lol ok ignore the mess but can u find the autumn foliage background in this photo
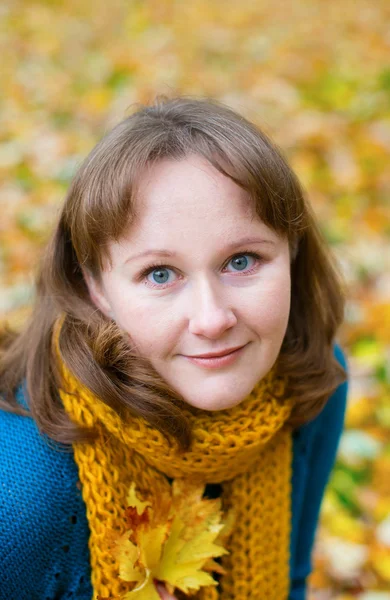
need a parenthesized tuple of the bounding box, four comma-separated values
(0, 1, 389, 598)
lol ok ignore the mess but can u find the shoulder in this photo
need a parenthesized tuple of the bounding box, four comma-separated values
(0, 384, 80, 513)
(289, 343, 349, 594)
(0, 384, 92, 599)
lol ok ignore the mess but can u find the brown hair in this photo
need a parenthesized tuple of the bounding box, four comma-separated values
(0, 96, 347, 449)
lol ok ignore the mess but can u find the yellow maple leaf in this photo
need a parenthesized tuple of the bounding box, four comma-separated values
(115, 480, 233, 599)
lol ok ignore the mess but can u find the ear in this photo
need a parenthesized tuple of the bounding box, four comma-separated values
(83, 269, 113, 318)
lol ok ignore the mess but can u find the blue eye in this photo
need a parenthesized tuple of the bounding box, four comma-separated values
(228, 254, 250, 271)
(225, 253, 259, 273)
(147, 267, 172, 285)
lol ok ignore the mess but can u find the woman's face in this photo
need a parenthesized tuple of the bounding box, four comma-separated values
(86, 155, 291, 411)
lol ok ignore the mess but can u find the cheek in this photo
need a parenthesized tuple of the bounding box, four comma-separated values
(111, 297, 177, 358)
(246, 277, 291, 334)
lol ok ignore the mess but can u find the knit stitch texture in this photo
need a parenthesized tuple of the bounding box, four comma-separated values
(57, 343, 295, 600)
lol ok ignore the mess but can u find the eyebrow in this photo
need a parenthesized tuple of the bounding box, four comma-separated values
(124, 237, 276, 264)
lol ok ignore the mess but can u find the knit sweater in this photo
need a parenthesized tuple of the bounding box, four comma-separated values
(0, 345, 348, 600)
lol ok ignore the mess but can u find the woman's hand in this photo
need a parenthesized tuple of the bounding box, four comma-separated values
(154, 580, 178, 600)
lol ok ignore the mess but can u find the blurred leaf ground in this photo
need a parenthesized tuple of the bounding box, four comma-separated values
(0, 0, 389, 597)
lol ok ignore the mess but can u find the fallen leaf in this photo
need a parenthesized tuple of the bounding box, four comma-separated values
(113, 480, 232, 599)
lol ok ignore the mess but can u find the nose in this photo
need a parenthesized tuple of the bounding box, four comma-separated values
(188, 276, 237, 339)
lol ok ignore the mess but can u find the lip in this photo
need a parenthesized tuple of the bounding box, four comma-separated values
(188, 345, 246, 359)
(182, 344, 247, 369)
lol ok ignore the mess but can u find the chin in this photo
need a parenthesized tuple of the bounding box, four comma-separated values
(163, 365, 267, 412)
(182, 386, 253, 412)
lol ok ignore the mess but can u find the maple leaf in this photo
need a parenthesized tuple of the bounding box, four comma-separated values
(115, 480, 233, 599)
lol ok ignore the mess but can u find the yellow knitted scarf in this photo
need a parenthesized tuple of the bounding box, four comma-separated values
(56, 336, 295, 600)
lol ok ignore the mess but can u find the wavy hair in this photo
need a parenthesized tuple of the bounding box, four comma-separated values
(0, 97, 347, 449)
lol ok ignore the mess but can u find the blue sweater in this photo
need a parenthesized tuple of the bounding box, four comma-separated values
(0, 346, 348, 600)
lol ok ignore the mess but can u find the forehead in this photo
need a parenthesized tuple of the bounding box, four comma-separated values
(133, 155, 257, 228)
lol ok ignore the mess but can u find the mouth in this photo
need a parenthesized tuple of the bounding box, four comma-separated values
(181, 344, 248, 369)
(187, 345, 246, 359)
